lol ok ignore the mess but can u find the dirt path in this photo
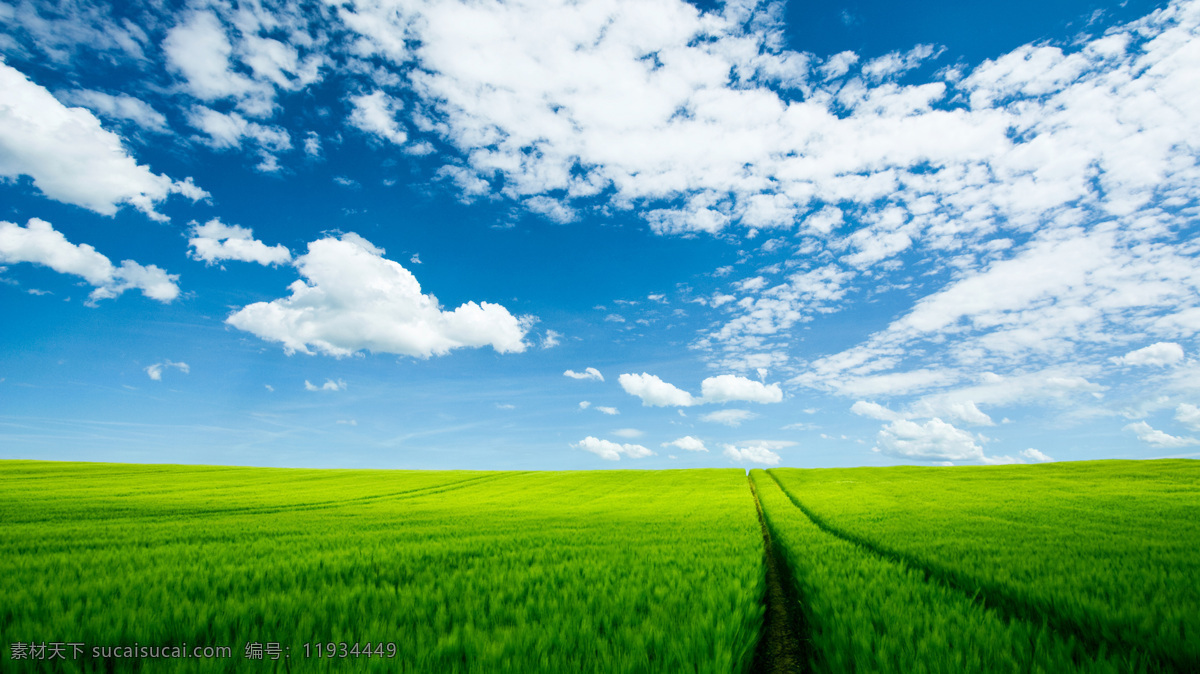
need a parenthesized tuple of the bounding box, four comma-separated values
(748, 476, 810, 674)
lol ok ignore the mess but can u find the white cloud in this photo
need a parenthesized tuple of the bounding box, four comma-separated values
(329, 0, 1200, 244)
(824, 369, 960, 398)
(572, 436, 654, 461)
(611, 428, 643, 439)
(1176, 403, 1200, 431)
(0, 0, 150, 65)
(226, 233, 533, 358)
(700, 409, 758, 427)
(862, 44, 940, 81)
(699, 374, 783, 404)
(662, 436, 708, 453)
(348, 90, 407, 145)
(0, 218, 179, 303)
(326, 0, 1200, 410)
(874, 418, 986, 462)
(722, 441, 793, 465)
(619, 372, 784, 407)
(850, 401, 903, 421)
(305, 379, 346, 392)
(186, 106, 291, 171)
(1113, 342, 1185, 367)
(0, 61, 204, 220)
(163, 10, 274, 115)
(146, 360, 189, 381)
(1124, 421, 1198, 448)
(796, 219, 1199, 405)
(56, 89, 169, 133)
(542, 329, 562, 348)
(595, 406, 619, 416)
(618, 372, 696, 407)
(304, 131, 322, 157)
(909, 399, 995, 427)
(1021, 448, 1055, 462)
(188, 219, 291, 266)
(564, 367, 604, 382)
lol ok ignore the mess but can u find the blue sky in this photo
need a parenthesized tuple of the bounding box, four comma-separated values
(2, 0, 1199, 470)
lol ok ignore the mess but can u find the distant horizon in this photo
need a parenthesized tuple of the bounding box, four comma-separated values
(3, 0, 1199, 471)
(4, 456, 1194, 474)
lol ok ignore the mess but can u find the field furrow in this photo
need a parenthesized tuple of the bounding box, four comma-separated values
(747, 476, 809, 674)
(768, 461, 1200, 672)
(751, 469, 1158, 674)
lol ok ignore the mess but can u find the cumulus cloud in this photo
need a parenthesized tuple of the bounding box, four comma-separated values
(0, 61, 204, 220)
(348, 91, 407, 145)
(919, 400, 995, 427)
(850, 400, 904, 421)
(164, 10, 266, 104)
(722, 441, 793, 465)
(161, 7, 323, 118)
(700, 409, 758, 427)
(1124, 421, 1198, 447)
(1176, 403, 1200, 431)
(564, 367, 604, 382)
(662, 436, 708, 453)
(188, 219, 291, 266)
(573, 436, 654, 461)
(618, 373, 697, 407)
(186, 106, 292, 171)
(146, 360, 189, 381)
(874, 418, 986, 462)
(1021, 448, 1055, 462)
(619, 372, 784, 406)
(0, 219, 179, 303)
(700, 374, 783, 404)
(305, 379, 346, 392)
(1113, 342, 1185, 367)
(226, 233, 533, 358)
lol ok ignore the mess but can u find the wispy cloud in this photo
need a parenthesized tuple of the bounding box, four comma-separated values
(564, 367, 604, 382)
(304, 379, 346, 392)
(146, 360, 190, 381)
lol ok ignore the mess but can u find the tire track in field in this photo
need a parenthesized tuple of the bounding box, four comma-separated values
(764, 471, 1182, 674)
(748, 476, 810, 674)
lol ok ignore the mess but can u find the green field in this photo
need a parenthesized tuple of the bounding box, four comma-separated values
(1, 459, 1197, 672)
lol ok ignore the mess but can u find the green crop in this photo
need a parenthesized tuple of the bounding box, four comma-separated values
(4, 458, 1195, 673)
(0, 462, 764, 673)
(751, 469, 1156, 673)
(768, 460, 1200, 671)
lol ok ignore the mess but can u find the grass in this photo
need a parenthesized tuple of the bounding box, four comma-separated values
(751, 469, 1156, 674)
(768, 460, 1200, 671)
(0, 461, 764, 673)
(2, 458, 1197, 672)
